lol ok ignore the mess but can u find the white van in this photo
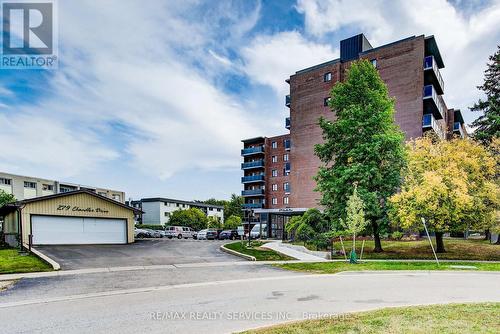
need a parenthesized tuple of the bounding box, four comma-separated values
(165, 226, 195, 239)
(250, 223, 267, 239)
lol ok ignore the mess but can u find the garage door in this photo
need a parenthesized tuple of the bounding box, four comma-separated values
(32, 216, 127, 245)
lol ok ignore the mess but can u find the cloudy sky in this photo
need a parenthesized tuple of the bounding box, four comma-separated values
(1, 0, 499, 201)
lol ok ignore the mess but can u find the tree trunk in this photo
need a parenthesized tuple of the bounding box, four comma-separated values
(484, 229, 490, 241)
(435, 232, 446, 253)
(372, 221, 383, 252)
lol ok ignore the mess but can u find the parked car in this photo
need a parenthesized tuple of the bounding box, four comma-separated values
(197, 229, 208, 240)
(206, 229, 218, 240)
(249, 223, 267, 239)
(197, 229, 218, 240)
(218, 230, 239, 240)
(134, 228, 150, 238)
(165, 226, 195, 239)
(143, 228, 163, 238)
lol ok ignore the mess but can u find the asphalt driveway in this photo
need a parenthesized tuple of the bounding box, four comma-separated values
(35, 239, 241, 270)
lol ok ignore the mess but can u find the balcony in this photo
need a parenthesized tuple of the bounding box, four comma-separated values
(241, 160, 265, 170)
(242, 189, 265, 197)
(453, 122, 465, 138)
(285, 117, 291, 130)
(284, 162, 290, 172)
(422, 113, 445, 139)
(423, 85, 445, 120)
(241, 146, 264, 156)
(285, 95, 291, 108)
(284, 139, 291, 151)
(424, 56, 444, 95)
(241, 174, 265, 183)
(243, 202, 264, 209)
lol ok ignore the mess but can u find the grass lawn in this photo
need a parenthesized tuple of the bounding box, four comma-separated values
(225, 241, 294, 261)
(0, 248, 52, 274)
(303, 238, 500, 261)
(275, 261, 500, 274)
(240, 303, 500, 334)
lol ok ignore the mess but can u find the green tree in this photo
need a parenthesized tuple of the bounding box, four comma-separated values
(203, 194, 243, 221)
(224, 215, 242, 230)
(389, 137, 499, 252)
(207, 215, 222, 229)
(0, 190, 15, 207)
(285, 208, 329, 242)
(169, 208, 208, 231)
(470, 45, 499, 146)
(340, 185, 368, 262)
(315, 59, 406, 252)
(224, 194, 244, 220)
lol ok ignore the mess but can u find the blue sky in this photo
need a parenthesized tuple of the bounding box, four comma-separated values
(1, 0, 499, 202)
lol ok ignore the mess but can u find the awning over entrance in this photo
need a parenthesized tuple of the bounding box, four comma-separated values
(253, 207, 309, 216)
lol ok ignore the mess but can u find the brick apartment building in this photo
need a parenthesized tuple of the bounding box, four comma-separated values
(241, 33, 466, 237)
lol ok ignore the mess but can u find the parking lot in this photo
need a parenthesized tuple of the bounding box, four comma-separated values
(35, 238, 242, 270)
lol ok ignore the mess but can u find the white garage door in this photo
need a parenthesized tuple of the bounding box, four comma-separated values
(32, 216, 127, 245)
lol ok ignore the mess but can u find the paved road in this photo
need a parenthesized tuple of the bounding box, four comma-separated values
(35, 239, 239, 269)
(1, 271, 498, 334)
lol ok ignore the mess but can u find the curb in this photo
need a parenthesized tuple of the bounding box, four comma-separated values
(30, 247, 61, 271)
(220, 244, 256, 261)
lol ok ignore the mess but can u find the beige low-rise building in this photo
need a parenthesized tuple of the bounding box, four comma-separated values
(0, 189, 140, 248)
(0, 171, 125, 203)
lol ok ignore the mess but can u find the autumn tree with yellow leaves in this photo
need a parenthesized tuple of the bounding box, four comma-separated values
(389, 136, 499, 252)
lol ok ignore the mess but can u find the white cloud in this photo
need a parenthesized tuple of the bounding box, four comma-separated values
(241, 31, 339, 97)
(295, 0, 500, 124)
(0, 0, 262, 185)
(0, 113, 117, 178)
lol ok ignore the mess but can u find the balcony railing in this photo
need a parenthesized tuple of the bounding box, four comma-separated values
(241, 174, 265, 183)
(424, 56, 444, 95)
(453, 122, 465, 138)
(422, 113, 445, 139)
(241, 160, 265, 169)
(423, 85, 445, 120)
(285, 117, 291, 130)
(243, 202, 264, 209)
(285, 95, 291, 108)
(241, 189, 265, 196)
(241, 146, 264, 156)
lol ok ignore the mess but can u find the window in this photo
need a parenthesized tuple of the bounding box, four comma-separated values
(284, 139, 291, 150)
(283, 154, 289, 162)
(272, 169, 278, 177)
(370, 59, 377, 68)
(0, 178, 11, 185)
(324, 97, 331, 107)
(98, 191, 107, 197)
(112, 194, 121, 201)
(272, 184, 278, 191)
(272, 198, 278, 205)
(283, 197, 289, 205)
(324, 72, 332, 82)
(271, 141, 277, 149)
(24, 181, 36, 189)
(272, 155, 277, 163)
(283, 182, 290, 193)
(217, 208, 221, 212)
(164, 212, 170, 217)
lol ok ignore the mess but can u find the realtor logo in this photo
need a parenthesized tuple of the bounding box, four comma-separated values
(1, 0, 58, 69)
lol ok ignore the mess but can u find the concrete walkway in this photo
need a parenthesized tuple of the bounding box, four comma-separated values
(262, 241, 327, 261)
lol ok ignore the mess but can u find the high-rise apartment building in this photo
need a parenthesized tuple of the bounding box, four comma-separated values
(241, 33, 466, 237)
